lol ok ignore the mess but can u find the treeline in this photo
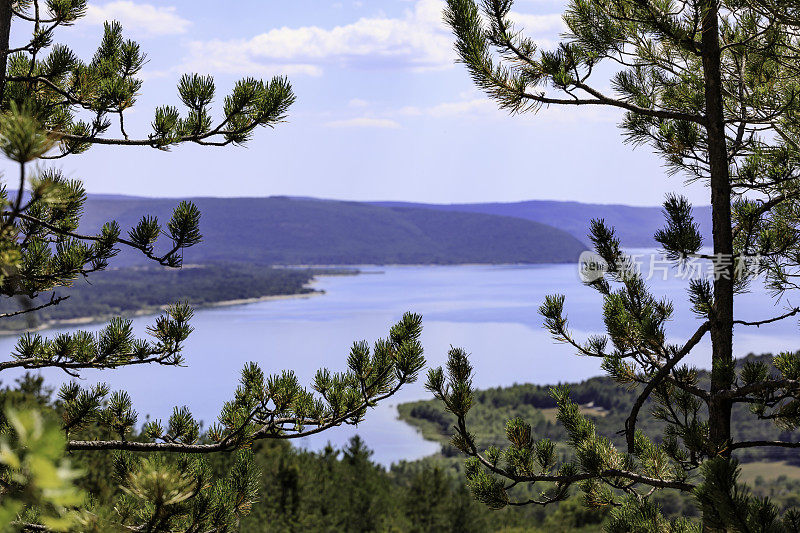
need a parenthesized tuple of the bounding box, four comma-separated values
(0, 375, 608, 533)
(5, 370, 800, 531)
(399, 353, 800, 466)
(0, 264, 349, 332)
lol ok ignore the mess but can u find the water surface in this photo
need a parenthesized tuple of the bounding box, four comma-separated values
(1, 263, 797, 465)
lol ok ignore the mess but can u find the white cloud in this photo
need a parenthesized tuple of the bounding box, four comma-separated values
(325, 117, 401, 129)
(348, 98, 370, 108)
(322, 96, 614, 133)
(509, 12, 565, 35)
(83, 1, 190, 37)
(181, 48, 323, 77)
(182, 0, 454, 76)
(179, 1, 564, 78)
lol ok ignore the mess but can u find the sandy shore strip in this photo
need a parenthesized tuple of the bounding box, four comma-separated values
(204, 291, 323, 308)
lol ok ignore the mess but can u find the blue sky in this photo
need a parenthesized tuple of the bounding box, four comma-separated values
(8, 0, 710, 206)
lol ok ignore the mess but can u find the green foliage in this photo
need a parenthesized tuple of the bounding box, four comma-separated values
(9, 302, 192, 374)
(0, 263, 333, 332)
(1, 377, 502, 532)
(0, 109, 203, 300)
(408, 353, 800, 493)
(0, 408, 84, 532)
(0, 102, 57, 163)
(53, 312, 424, 453)
(655, 194, 703, 261)
(3, 12, 295, 152)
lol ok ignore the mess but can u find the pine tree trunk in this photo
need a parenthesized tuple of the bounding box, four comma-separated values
(700, 2, 734, 455)
(0, 0, 12, 104)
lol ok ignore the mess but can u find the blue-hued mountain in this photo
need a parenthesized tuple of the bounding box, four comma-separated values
(371, 200, 712, 248)
(78, 196, 588, 265)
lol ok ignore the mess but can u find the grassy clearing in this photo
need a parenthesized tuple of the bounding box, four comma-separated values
(739, 461, 800, 484)
(539, 404, 609, 424)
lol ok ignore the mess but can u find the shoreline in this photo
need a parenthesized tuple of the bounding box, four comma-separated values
(278, 260, 581, 268)
(0, 290, 324, 337)
(204, 290, 324, 309)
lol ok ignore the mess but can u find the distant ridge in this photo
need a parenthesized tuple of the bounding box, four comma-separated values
(371, 200, 713, 248)
(78, 196, 587, 266)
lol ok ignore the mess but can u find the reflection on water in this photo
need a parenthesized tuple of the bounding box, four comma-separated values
(0, 263, 797, 465)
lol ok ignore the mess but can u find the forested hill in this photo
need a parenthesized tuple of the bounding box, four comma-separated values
(78, 196, 587, 265)
(373, 200, 713, 248)
(398, 353, 799, 467)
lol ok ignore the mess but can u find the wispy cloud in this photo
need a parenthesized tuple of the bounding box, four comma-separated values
(509, 12, 566, 40)
(83, 1, 191, 37)
(325, 117, 401, 129)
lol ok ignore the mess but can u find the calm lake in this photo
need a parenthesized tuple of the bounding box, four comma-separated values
(1, 261, 798, 465)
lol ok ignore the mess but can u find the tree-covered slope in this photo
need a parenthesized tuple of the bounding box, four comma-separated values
(78, 196, 588, 265)
(373, 200, 713, 248)
(0, 264, 338, 332)
(399, 353, 800, 466)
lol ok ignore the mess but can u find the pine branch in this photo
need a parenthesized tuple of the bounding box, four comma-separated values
(729, 440, 800, 450)
(67, 381, 407, 453)
(0, 293, 68, 318)
(722, 378, 800, 400)
(0, 351, 181, 373)
(623, 320, 711, 452)
(5, 211, 189, 267)
(733, 307, 800, 326)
